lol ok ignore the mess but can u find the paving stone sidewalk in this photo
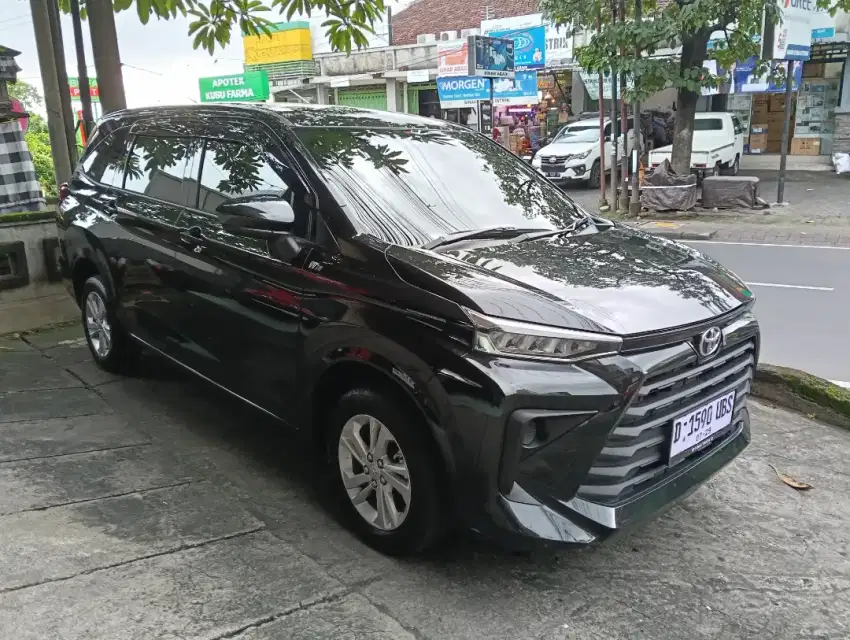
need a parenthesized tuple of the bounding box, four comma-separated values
(1, 324, 849, 639)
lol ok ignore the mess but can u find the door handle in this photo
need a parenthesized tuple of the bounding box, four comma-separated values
(179, 226, 204, 246)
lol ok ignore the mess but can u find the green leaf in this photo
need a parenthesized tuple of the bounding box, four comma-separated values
(137, 0, 151, 23)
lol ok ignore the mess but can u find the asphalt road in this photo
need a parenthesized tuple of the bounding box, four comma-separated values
(685, 240, 850, 386)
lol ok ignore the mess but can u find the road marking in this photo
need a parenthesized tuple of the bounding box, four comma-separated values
(746, 281, 834, 291)
(685, 240, 850, 251)
(830, 380, 850, 389)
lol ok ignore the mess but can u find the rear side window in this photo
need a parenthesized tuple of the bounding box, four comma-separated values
(80, 129, 131, 187)
(124, 135, 202, 205)
(694, 119, 723, 131)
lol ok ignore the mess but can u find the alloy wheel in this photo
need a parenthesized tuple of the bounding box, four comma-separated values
(84, 290, 112, 358)
(337, 414, 411, 531)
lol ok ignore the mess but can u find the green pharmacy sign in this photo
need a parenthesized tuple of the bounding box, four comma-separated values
(198, 71, 269, 103)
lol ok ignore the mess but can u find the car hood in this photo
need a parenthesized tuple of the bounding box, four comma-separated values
(537, 140, 596, 156)
(385, 225, 751, 335)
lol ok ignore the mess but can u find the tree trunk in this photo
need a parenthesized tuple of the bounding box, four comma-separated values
(87, 0, 126, 113)
(670, 30, 711, 176)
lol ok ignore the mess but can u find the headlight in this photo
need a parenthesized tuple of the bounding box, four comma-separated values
(465, 309, 622, 362)
(571, 148, 592, 160)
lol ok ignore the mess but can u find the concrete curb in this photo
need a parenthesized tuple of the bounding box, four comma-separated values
(647, 230, 718, 241)
(753, 364, 850, 431)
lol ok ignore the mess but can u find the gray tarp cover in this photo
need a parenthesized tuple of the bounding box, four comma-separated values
(641, 160, 697, 211)
(701, 175, 769, 209)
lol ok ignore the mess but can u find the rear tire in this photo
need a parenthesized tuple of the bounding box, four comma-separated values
(587, 160, 601, 189)
(81, 275, 141, 374)
(326, 387, 447, 556)
(721, 155, 740, 176)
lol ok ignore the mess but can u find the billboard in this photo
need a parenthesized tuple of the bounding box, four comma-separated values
(486, 25, 545, 70)
(243, 21, 312, 65)
(68, 77, 99, 103)
(470, 35, 515, 78)
(437, 39, 470, 77)
(772, 0, 816, 60)
(734, 57, 803, 93)
(482, 13, 575, 69)
(436, 71, 538, 108)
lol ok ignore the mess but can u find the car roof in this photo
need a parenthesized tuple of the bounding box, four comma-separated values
(99, 102, 454, 130)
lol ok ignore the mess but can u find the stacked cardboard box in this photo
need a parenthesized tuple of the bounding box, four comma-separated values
(790, 138, 821, 155)
(748, 126, 769, 154)
(751, 94, 769, 125)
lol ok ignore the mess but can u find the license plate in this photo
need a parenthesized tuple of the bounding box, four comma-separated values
(669, 390, 736, 463)
(545, 172, 560, 177)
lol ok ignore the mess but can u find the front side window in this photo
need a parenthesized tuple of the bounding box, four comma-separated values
(294, 126, 584, 247)
(80, 129, 131, 187)
(197, 139, 311, 239)
(123, 135, 201, 205)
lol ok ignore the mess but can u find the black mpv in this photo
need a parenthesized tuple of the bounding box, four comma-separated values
(58, 104, 758, 555)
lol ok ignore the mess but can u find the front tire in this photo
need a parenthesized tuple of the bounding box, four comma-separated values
(81, 275, 141, 374)
(587, 160, 601, 189)
(326, 387, 447, 555)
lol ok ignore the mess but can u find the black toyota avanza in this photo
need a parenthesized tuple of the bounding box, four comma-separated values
(57, 104, 758, 555)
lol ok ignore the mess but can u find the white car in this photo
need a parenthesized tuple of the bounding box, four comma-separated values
(648, 112, 746, 178)
(532, 117, 640, 188)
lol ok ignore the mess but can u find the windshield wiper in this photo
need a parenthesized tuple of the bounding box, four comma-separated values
(515, 215, 598, 243)
(421, 226, 548, 250)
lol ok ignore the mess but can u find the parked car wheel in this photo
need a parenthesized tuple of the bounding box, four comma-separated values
(327, 387, 447, 555)
(721, 155, 740, 176)
(81, 275, 141, 374)
(587, 160, 601, 189)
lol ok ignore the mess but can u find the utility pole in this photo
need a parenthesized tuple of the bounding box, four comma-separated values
(87, 0, 126, 113)
(608, 0, 619, 210)
(70, 0, 94, 138)
(618, 0, 629, 212)
(596, 9, 608, 209)
(629, 0, 642, 215)
(777, 61, 794, 203)
(45, 0, 78, 165)
(29, 0, 73, 185)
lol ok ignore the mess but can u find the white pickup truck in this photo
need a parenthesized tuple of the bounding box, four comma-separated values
(648, 112, 746, 178)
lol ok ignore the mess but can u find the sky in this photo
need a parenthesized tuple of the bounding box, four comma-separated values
(3, 0, 410, 114)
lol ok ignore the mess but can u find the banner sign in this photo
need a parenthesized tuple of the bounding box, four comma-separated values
(734, 57, 803, 93)
(198, 71, 269, 102)
(486, 25, 545, 70)
(470, 35, 515, 78)
(482, 13, 575, 68)
(579, 71, 633, 101)
(437, 39, 470, 77)
(68, 77, 99, 103)
(437, 71, 538, 108)
(772, 0, 816, 60)
(700, 60, 734, 96)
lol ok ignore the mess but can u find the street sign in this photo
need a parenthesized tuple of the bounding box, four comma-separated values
(68, 77, 99, 102)
(198, 71, 270, 103)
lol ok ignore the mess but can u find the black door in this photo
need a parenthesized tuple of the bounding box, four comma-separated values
(167, 121, 323, 420)
(110, 131, 203, 356)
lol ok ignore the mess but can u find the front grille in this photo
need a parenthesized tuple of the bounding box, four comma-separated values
(578, 338, 755, 504)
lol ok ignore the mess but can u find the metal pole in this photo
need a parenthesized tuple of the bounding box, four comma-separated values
(29, 0, 73, 186)
(777, 62, 795, 204)
(597, 9, 608, 208)
(45, 0, 78, 165)
(618, 0, 629, 211)
(69, 0, 94, 139)
(629, 0, 642, 215)
(609, 0, 619, 209)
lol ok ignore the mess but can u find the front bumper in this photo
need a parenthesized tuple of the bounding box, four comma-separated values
(534, 164, 590, 183)
(442, 310, 758, 549)
(484, 411, 749, 547)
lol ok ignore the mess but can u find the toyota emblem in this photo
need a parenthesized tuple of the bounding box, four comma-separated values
(698, 327, 723, 358)
(547, 157, 556, 163)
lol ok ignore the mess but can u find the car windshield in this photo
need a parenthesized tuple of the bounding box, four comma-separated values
(293, 125, 584, 246)
(554, 125, 600, 143)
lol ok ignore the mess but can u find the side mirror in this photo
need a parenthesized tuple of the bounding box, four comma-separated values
(217, 199, 295, 240)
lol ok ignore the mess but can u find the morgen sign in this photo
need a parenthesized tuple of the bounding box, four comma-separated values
(198, 71, 270, 103)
